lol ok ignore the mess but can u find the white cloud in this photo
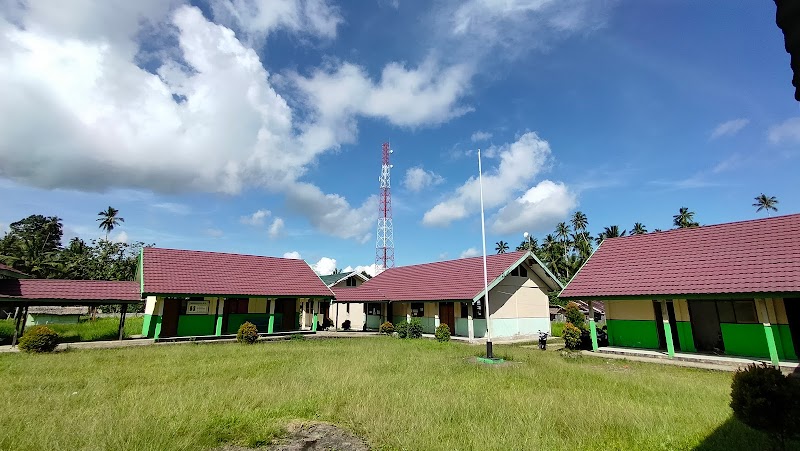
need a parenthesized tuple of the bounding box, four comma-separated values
(768, 117, 800, 144)
(240, 209, 271, 226)
(471, 131, 492, 142)
(403, 166, 444, 192)
(112, 231, 129, 243)
(311, 256, 337, 275)
(460, 247, 480, 258)
(285, 183, 376, 242)
(268, 217, 285, 238)
(710, 118, 749, 140)
(351, 263, 381, 277)
(490, 180, 576, 234)
(283, 251, 302, 259)
(152, 202, 192, 215)
(210, 0, 342, 43)
(422, 132, 553, 227)
(204, 228, 224, 238)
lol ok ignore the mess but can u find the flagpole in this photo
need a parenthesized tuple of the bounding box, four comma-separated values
(478, 148, 494, 358)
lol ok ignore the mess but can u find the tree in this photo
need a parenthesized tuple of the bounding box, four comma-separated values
(555, 222, 571, 260)
(596, 225, 626, 244)
(516, 236, 538, 252)
(0, 215, 64, 277)
(753, 194, 779, 217)
(673, 207, 699, 229)
(97, 206, 124, 240)
(631, 222, 647, 235)
(495, 240, 509, 254)
(570, 211, 589, 244)
(564, 302, 585, 329)
(331, 268, 343, 275)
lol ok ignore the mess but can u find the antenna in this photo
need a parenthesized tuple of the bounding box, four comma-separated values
(375, 142, 395, 271)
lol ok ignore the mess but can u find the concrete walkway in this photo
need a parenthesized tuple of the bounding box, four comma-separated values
(584, 346, 800, 373)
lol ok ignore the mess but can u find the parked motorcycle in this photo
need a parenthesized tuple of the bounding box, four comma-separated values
(538, 330, 549, 350)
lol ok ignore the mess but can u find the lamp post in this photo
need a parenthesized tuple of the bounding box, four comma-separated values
(523, 231, 532, 251)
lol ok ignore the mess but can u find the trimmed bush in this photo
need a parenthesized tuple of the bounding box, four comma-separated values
(564, 302, 585, 329)
(18, 326, 59, 353)
(562, 322, 582, 350)
(379, 321, 394, 335)
(395, 320, 408, 338)
(236, 321, 259, 344)
(730, 363, 800, 448)
(435, 323, 450, 342)
(408, 318, 423, 339)
(342, 320, 352, 331)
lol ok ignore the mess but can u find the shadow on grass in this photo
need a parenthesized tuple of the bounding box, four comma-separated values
(693, 416, 798, 451)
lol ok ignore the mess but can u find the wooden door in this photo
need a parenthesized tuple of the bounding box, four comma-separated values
(784, 298, 800, 357)
(160, 299, 181, 338)
(440, 302, 455, 333)
(276, 298, 296, 331)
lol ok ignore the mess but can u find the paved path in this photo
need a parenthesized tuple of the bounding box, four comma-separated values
(582, 348, 800, 373)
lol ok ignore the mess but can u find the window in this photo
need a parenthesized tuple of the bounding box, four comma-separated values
(346, 277, 358, 287)
(460, 302, 469, 318)
(510, 265, 528, 277)
(715, 300, 758, 324)
(411, 302, 425, 317)
(367, 303, 381, 315)
(224, 298, 249, 314)
(170, 297, 204, 314)
(473, 299, 486, 319)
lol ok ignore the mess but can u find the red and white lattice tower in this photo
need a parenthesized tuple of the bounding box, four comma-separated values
(375, 142, 395, 270)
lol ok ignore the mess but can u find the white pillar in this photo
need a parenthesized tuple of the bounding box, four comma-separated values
(468, 304, 475, 341)
(301, 299, 307, 330)
(434, 313, 440, 329)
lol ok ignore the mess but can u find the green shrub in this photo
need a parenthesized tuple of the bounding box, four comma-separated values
(435, 323, 450, 342)
(730, 363, 800, 448)
(550, 321, 565, 337)
(290, 334, 306, 341)
(18, 326, 59, 353)
(395, 321, 408, 338)
(408, 318, 423, 339)
(236, 322, 259, 344)
(564, 302, 585, 329)
(379, 321, 394, 335)
(562, 322, 582, 350)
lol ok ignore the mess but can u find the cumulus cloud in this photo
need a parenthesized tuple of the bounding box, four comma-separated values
(403, 166, 444, 192)
(422, 132, 553, 227)
(460, 247, 480, 258)
(343, 263, 381, 277)
(311, 257, 337, 275)
(210, 0, 342, 44)
(268, 217, 285, 238)
(710, 118, 749, 140)
(240, 209, 271, 226)
(285, 183, 376, 242)
(204, 228, 224, 238)
(490, 180, 576, 234)
(768, 117, 800, 144)
(471, 131, 492, 142)
(283, 251, 302, 259)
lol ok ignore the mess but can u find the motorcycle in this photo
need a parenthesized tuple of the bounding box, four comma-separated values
(538, 330, 549, 350)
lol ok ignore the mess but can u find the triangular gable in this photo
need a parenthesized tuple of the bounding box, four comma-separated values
(471, 250, 563, 302)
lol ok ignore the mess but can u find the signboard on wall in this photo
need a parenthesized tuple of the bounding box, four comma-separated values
(187, 300, 210, 315)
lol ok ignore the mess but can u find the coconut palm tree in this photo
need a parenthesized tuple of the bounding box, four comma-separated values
(516, 236, 538, 252)
(673, 207, 699, 229)
(596, 225, 626, 244)
(555, 222, 571, 259)
(495, 240, 509, 254)
(753, 194, 778, 217)
(97, 206, 124, 240)
(631, 222, 647, 235)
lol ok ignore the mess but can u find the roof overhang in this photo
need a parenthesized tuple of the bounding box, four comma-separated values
(559, 292, 800, 301)
(472, 251, 563, 302)
(142, 292, 334, 299)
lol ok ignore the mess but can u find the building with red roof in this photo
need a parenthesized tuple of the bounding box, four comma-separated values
(332, 250, 563, 339)
(560, 213, 800, 365)
(139, 247, 334, 339)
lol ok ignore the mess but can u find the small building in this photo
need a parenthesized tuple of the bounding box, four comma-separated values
(320, 272, 370, 330)
(138, 247, 335, 339)
(560, 213, 800, 364)
(26, 306, 89, 325)
(333, 250, 563, 339)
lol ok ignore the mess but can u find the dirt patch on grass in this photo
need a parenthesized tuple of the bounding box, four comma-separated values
(218, 422, 369, 451)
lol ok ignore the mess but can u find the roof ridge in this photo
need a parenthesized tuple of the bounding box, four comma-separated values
(145, 246, 304, 261)
(381, 249, 527, 272)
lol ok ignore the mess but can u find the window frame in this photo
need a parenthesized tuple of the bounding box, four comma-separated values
(411, 302, 425, 317)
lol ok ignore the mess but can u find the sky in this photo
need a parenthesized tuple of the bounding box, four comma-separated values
(1, 1, 798, 276)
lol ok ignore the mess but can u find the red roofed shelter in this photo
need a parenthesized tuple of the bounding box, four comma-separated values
(139, 248, 334, 339)
(560, 213, 800, 365)
(332, 250, 563, 339)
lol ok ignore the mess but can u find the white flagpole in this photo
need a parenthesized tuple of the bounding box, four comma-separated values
(478, 148, 494, 358)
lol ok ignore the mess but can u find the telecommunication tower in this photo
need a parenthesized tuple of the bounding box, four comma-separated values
(375, 142, 395, 270)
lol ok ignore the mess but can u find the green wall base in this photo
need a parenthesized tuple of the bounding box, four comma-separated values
(606, 319, 660, 349)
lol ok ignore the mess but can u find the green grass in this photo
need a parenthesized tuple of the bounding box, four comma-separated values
(0, 317, 143, 344)
(0, 338, 772, 450)
(551, 321, 564, 337)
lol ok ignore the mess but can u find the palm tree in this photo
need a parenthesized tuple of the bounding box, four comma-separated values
(332, 268, 343, 275)
(97, 206, 124, 240)
(673, 207, 699, 229)
(631, 222, 647, 235)
(516, 236, 538, 252)
(571, 211, 588, 240)
(753, 194, 778, 217)
(596, 225, 626, 244)
(555, 222, 571, 259)
(495, 240, 509, 254)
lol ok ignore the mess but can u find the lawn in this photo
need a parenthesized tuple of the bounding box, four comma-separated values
(0, 337, 769, 450)
(0, 316, 144, 345)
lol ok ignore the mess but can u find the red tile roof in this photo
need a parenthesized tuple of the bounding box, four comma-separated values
(333, 250, 561, 302)
(560, 213, 800, 299)
(0, 279, 141, 302)
(0, 263, 29, 277)
(142, 247, 333, 297)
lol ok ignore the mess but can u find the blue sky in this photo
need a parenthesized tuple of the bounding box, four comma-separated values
(1, 1, 798, 275)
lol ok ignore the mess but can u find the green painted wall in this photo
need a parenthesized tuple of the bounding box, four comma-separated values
(153, 316, 162, 339)
(720, 323, 771, 358)
(176, 315, 216, 336)
(215, 316, 223, 335)
(392, 315, 407, 326)
(226, 313, 270, 334)
(142, 314, 159, 338)
(366, 314, 382, 329)
(675, 321, 696, 352)
(606, 319, 660, 349)
(775, 324, 797, 360)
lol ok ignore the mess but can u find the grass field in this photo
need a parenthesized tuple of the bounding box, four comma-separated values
(0, 317, 144, 344)
(0, 337, 772, 450)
